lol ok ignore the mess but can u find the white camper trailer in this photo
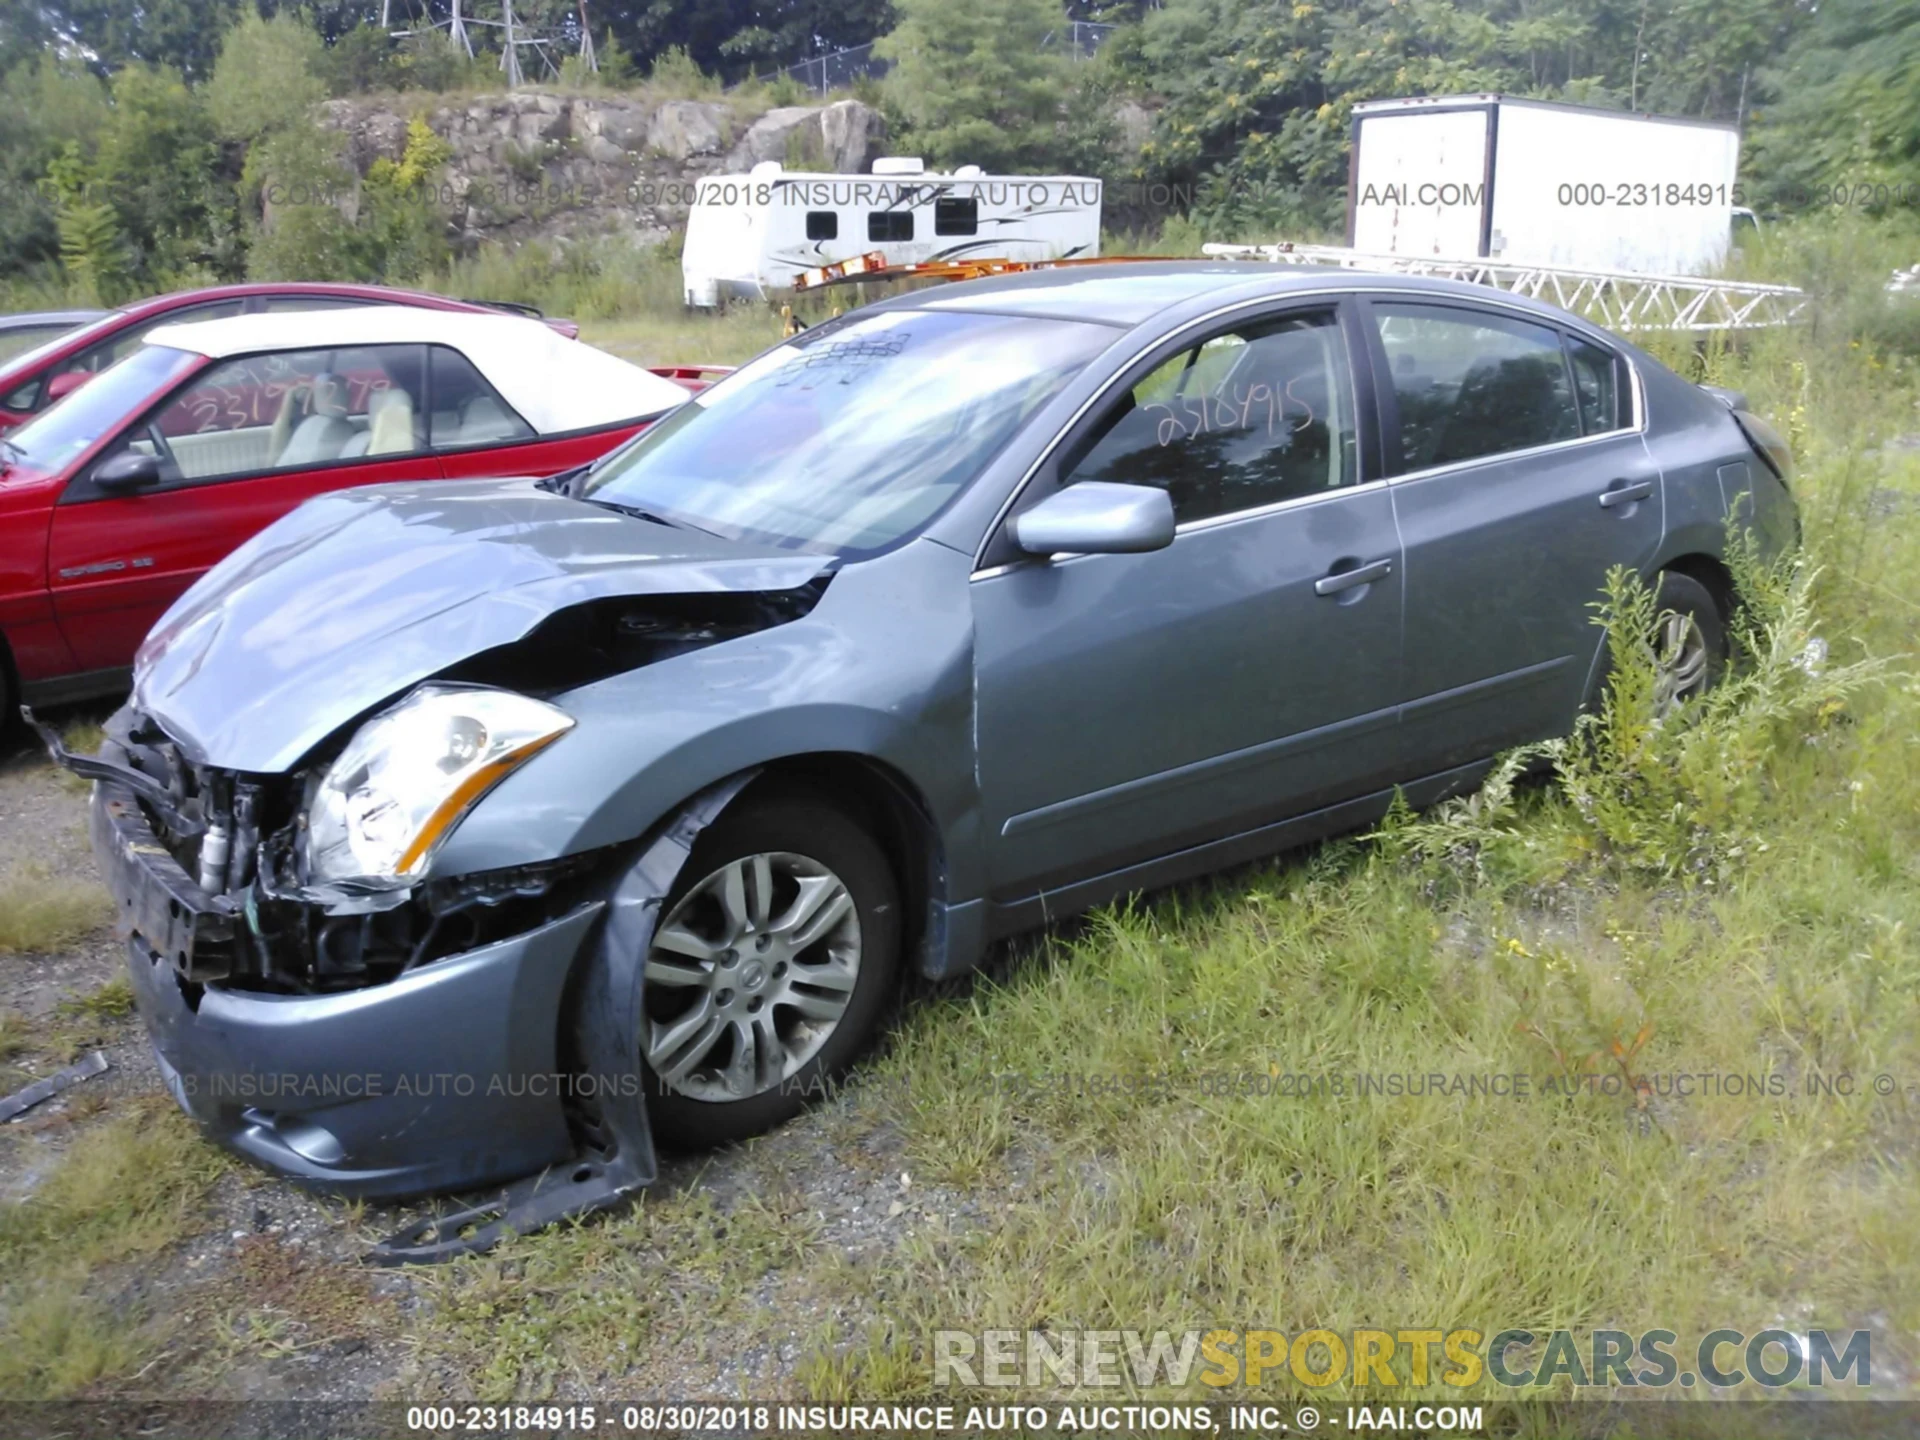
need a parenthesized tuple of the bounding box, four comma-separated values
(681, 158, 1103, 307)
(1347, 95, 1742, 276)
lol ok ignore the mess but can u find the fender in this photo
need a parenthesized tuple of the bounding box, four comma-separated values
(365, 770, 758, 1264)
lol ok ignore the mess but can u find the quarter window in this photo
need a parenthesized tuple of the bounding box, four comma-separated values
(1060, 310, 1358, 525)
(934, 197, 978, 236)
(1566, 335, 1625, 434)
(805, 210, 838, 241)
(124, 343, 427, 484)
(427, 345, 534, 448)
(1371, 304, 1581, 471)
(868, 211, 913, 243)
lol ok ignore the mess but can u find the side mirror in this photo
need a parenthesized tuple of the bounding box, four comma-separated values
(1010, 482, 1176, 557)
(92, 450, 163, 493)
(46, 370, 94, 403)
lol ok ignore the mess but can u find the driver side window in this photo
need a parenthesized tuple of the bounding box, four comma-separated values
(1060, 310, 1358, 525)
(121, 345, 427, 486)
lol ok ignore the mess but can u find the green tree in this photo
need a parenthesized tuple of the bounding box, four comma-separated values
(1747, 0, 1920, 202)
(206, 11, 327, 142)
(49, 0, 247, 82)
(247, 113, 451, 283)
(0, 61, 112, 281)
(875, 0, 1074, 170)
(92, 63, 240, 283)
(41, 142, 131, 302)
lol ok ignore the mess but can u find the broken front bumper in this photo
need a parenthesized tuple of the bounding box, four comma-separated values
(93, 782, 601, 1201)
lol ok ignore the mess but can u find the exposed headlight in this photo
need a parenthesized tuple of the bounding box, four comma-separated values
(306, 685, 574, 888)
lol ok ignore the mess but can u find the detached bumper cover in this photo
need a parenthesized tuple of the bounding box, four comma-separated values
(94, 785, 601, 1201)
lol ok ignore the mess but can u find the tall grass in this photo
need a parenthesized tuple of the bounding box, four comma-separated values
(380, 227, 1920, 1409)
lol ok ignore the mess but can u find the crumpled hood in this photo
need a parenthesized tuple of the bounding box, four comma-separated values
(133, 476, 829, 773)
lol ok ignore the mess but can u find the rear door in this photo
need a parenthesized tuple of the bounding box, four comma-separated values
(1369, 299, 1663, 774)
(47, 344, 437, 671)
(972, 299, 1405, 896)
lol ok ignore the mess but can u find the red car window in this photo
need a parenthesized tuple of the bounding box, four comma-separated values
(137, 344, 428, 483)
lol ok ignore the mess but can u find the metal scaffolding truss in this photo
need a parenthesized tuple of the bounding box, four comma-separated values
(389, 0, 598, 82)
(1200, 243, 1807, 332)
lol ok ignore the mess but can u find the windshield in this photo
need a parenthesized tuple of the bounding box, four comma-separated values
(2, 344, 200, 475)
(580, 308, 1113, 556)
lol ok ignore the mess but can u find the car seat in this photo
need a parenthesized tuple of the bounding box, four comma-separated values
(339, 389, 418, 458)
(451, 394, 525, 446)
(277, 373, 357, 467)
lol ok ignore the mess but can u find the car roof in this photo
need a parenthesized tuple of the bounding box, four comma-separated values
(112, 281, 482, 320)
(144, 306, 688, 433)
(890, 262, 1280, 325)
(879, 259, 1622, 339)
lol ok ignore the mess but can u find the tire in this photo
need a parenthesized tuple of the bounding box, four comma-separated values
(640, 791, 900, 1149)
(1650, 570, 1728, 714)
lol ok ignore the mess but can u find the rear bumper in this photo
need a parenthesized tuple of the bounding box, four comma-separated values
(94, 785, 604, 1200)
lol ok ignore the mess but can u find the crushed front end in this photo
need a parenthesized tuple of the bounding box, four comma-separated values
(63, 704, 619, 1213)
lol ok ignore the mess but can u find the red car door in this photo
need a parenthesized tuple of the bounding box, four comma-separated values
(47, 343, 440, 673)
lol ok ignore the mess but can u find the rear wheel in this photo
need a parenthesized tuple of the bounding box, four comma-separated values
(1650, 570, 1727, 715)
(641, 793, 900, 1148)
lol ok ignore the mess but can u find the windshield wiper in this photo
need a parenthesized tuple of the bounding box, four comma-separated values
(0, 436, 24, 470)
(581, 497, 716, 536)
(535, 462, 590, 495)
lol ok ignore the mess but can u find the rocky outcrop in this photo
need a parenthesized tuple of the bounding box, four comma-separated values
(311, 91, 888, 252)
(646, 99, 727, 162)
(728, 99, 887, 172)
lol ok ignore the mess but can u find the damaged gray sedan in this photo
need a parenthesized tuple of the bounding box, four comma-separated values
(47, 264, 1796, 1260)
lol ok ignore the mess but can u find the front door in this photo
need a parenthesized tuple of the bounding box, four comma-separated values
(972, 302, 1405, 897)
(48, 343, 439, 672)
(1365, 301, 1666, 773)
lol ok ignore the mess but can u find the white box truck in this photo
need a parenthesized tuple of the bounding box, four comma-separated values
(1347, 95, 1743, 275)
(681, 158, 1103, 307)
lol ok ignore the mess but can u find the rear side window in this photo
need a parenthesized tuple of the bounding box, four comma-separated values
(428, 345, 534, 448)
(1371, 304, 1581, 471)
(868, 211, 913, 243)
(1566, 336, 1625, 434)
(805, 211, 838, 241)
(934, 197, 978, 236)
(1061, 310, 1358, 525)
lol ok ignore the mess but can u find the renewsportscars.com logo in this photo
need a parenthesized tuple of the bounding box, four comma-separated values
(933, 1328, 1873, 1390)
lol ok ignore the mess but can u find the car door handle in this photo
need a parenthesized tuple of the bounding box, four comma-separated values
(1314, 557, 1394, 596)
(1598, 480, 1655, 508)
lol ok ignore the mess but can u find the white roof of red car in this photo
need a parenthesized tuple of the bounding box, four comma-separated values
(142, 306, 687, 434)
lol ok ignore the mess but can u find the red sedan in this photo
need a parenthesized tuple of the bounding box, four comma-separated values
(0, 282, 581, 433)
(0, 306, 691, 713)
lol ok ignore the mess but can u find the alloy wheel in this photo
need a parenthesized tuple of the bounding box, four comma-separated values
(642, 851, 862, 1103)
(1652, 607, 1711, 715)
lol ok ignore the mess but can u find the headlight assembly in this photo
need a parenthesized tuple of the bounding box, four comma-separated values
(305, 685, 574, 889)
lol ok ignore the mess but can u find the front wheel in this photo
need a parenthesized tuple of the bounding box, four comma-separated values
(640, 792, 900, 1148)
